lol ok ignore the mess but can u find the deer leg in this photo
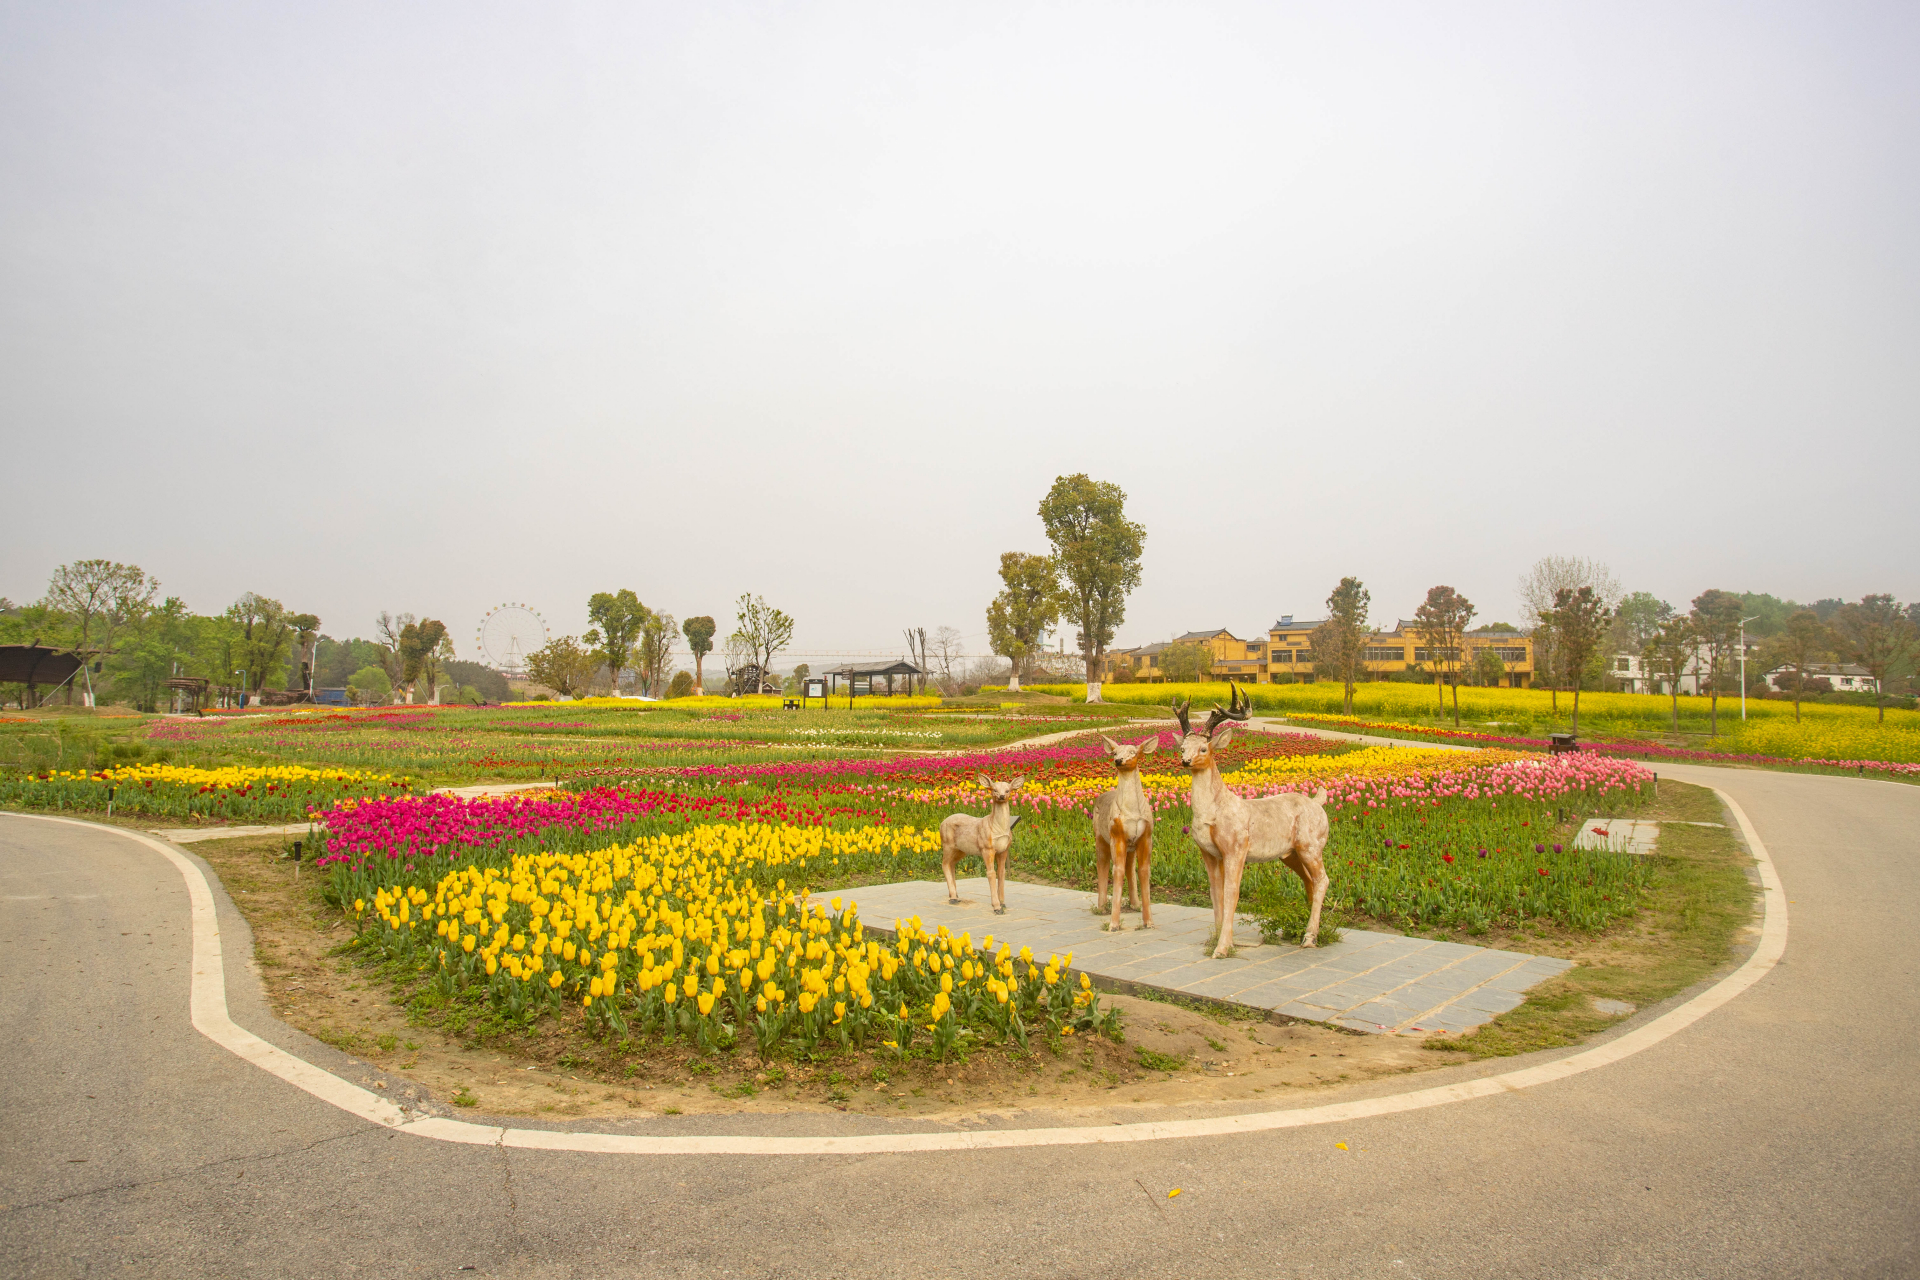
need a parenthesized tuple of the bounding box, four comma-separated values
(1136, 831, 1154, 930)
(1199, 847, 1225, 949)
(1106, 818, 1129, 931)
(942, 838, 961, 904)
(1213, 846, 1247, 958)
(1095, 835, 1112, 915)
(1299, 850, 1330, 948)
(994, 848, 1010, 914)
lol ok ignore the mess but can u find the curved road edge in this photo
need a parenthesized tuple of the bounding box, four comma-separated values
(4, 788, 1786, 1155)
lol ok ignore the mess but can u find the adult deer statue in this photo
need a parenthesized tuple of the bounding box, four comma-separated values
(1092, 735, 1159, 931)
(1176, 682, 1331, 955)
(940, 775, 1026, 914)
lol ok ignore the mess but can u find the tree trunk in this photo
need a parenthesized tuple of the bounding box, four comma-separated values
(1572, 687, 1581, 736)
(1451, 676, 1460, 727)
(1085, 653, 1103, 704)
(693, 654, 704, 696)
(1007, 668, 1021, 693)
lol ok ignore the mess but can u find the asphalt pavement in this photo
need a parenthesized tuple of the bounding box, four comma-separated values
(1, 763, 1915, 1279)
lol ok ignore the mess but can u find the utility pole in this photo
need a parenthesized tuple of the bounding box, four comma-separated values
(1739, 615, 1761, 720)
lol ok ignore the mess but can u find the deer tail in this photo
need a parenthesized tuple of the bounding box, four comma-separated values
(1311, 788, 1328, 805)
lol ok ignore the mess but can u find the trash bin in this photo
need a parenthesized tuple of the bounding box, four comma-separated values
(1548, 732, 1579, 754)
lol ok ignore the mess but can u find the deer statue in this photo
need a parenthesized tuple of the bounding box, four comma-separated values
(1092, 734, 1160, 931)
(940, 775, 1027, 914)
(1176, 682, 1331, 955)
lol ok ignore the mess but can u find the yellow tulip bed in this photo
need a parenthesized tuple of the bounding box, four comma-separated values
(1021, 681, 1920, 765)
(0, 762, 418, 820)
(351, 821, 1116, 1061)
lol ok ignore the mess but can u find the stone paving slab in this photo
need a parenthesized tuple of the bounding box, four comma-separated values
(825, 878, 1572, 1036)
(1574, 817, 1659, 854)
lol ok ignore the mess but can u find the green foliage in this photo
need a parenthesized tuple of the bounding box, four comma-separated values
(347, 666, 392, 704)
(1156, 640, 1212, 684)
(526, 635, 599, 699)
(588, 590, 649, 692)
(986, 552, 1062, 678)
(1038, 475, 1144, 680)
(667, 671, 695, 698)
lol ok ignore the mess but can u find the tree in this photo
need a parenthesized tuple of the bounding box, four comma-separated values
(732, 595, 794, 691)
(1613, 592, 1674, 659)
(985, 552, 1060, 692)
(1518, 556, 1620, 714)
(1414, 585, 1476, 726)
(376, 611, 415, 696)
(902, 628, 929, 694)
(635, 608, 677, 697)
(1832, 595, 1916, 723)
(45, 559, 160, 704)
(667, 671, 695, 699)
(395, 618, 447, 704)
(287, 614, 322, 694)
(1470, 648, 1506, 687)
(720, 632, 755, 695)
(1549, 587, 1609, 735)
(1643, 618, 1697, 732)
(226, 593, 297, 697)
(1312, 577, 1370, 714)
(347, 665, 392, 705)
(682, 616, 716, 695)
(525, 635, 598, 700)
(1157, 640, 1213, 684)
(929, 626, 965, 695)
(423, 631, 455, 703)
(1037, 475, 1146, 704)
(587, 590, 649, 695)
(1689, 590, 1745, 735)
(1760, 610, 1833, 724)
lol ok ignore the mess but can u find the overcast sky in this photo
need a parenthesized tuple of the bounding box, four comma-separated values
(3, 2, 1915, 665)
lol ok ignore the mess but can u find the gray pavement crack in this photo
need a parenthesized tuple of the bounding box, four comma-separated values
(0, 1126, 381, 1216)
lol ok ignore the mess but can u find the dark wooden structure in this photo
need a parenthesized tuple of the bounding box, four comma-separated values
(0, 645, 84, 707)
(827, 660, 925, 705)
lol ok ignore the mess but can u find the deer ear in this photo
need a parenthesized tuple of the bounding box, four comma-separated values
(1010, 775, 1027, 788)
(1139, 737, 1158, 755)
(1100, 735, 1119, 754)
(1211, 725, 1236, 752)
(976, 774, 990, 787)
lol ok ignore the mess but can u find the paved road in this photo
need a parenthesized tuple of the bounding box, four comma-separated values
(2, 764, 1914, 1279)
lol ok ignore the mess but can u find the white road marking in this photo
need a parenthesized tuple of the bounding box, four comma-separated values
(2, 789, 1786, 1155)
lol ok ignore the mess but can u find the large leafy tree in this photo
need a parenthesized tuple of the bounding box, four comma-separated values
(45, 559, 160, 704)
(526, 635, 598, 700)
(1414, 585, 1476, 725)
(1764, 609, 1834, 723)
(587, 590, 649, 695)
(1037, 475, 1145, 704)
(1689, 589, 1746, 735)
(1156, 640, 1213, 685)
(682, 616, 717, 694)
(1518, 556, 1619, 713)
(227, 593, 297, 697)
(1312, 577, 1370, 714)
(985, 552, 1060, 692)
(1832, 595, 1915, 723)
(1550, 586, 1610, 735)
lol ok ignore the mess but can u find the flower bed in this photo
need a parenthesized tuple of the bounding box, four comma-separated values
(348, 822, 1110, 1058)
(0, 763, 417, 821)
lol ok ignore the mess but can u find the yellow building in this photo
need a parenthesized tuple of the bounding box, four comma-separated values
(1105, 616, 1534, 687)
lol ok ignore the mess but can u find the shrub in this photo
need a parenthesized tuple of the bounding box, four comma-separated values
(668, 671, 695, 699)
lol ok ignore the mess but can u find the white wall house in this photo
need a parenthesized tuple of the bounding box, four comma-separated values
(1612, 636, 1765, 696)
(1764, 662, 1879, 694)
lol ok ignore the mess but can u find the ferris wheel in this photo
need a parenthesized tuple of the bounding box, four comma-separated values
(476, 604, 548, 677)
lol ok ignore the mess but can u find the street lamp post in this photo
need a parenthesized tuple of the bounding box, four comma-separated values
(1739, 616, 1761, 720)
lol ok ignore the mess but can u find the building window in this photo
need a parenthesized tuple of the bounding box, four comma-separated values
(1270, 650, 1292, 663)
(1616, 657, 1631, 672)
(1364, 648, 1407, 663)
(1413, 647, 1460, 664)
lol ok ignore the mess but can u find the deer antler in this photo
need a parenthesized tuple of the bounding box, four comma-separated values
(1173, 698, 1192, 736)
(1204, 680, 1252, 737)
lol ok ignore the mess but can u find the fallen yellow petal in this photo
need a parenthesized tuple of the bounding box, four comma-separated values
(1168, 1188, 1181, 1198)
(1336, 1142, 1349, 1150)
